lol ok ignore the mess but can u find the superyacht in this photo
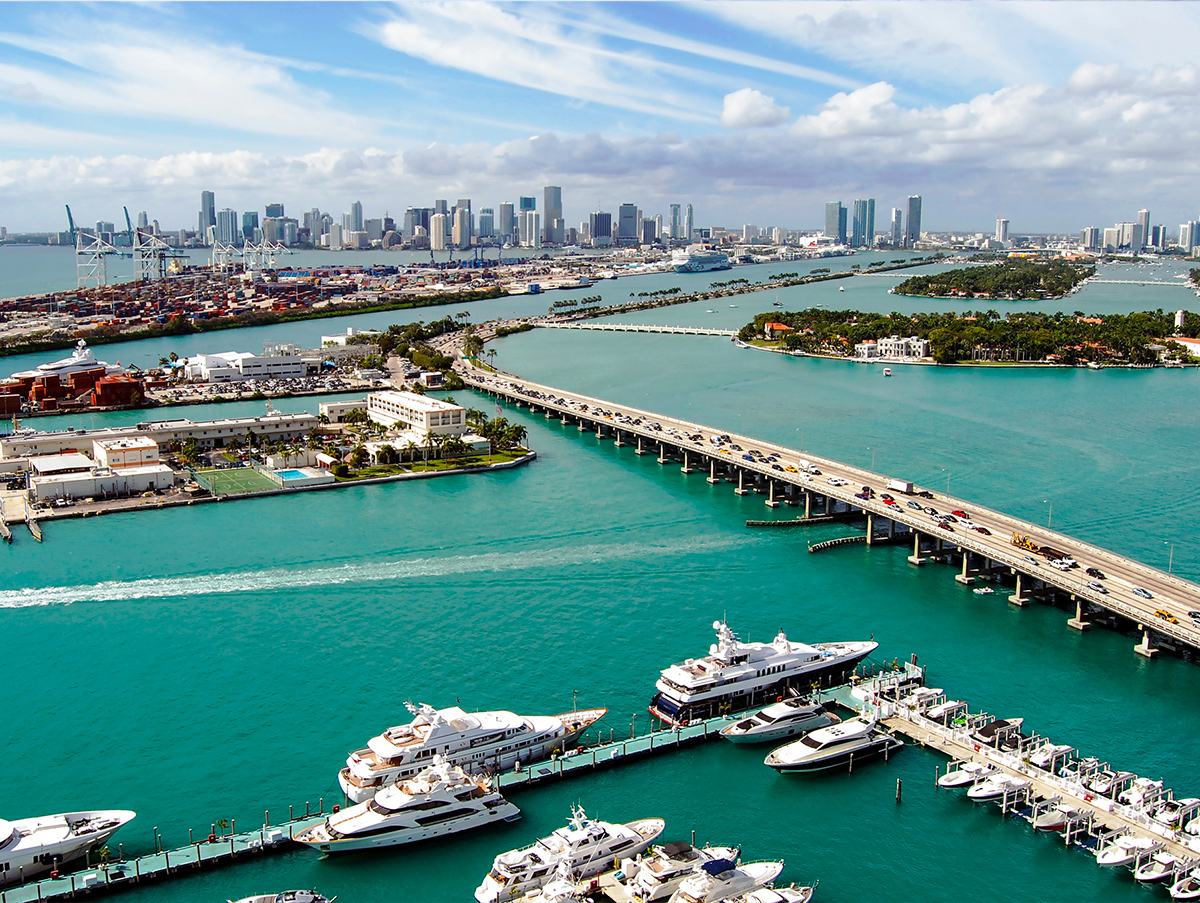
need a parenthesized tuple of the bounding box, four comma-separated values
(0, 809, 135, 886)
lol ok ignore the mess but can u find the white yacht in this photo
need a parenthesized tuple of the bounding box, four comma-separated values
(1028, 743, 1074, 770)
(966, 774, 1030, 801)
(1032, 803, 1078, 832)
(1171, 870, 1200, 900)
(296, 758, 519, 853)
(719, 699, 838, 744)
(649, 621, 876, 726)
(584, 841, 741, 902)
(1136, 852, 1182, 883)
(665, 860, 783, 903)
(1151, 798, 1200, 829)
(734, 885, 816, 903)
(339, 702, 606, 802)
(937, 761, 994, 789)
(4, 340, 126, 385)
(763, 717, 903, 773)
(1085, 769, 1134, 798)
(0, 809, 135, 886)
(229, 893, 333, 903)
(475, 807, 665, 903)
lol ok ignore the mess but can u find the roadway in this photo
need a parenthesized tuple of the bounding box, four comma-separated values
(458, 363, 1200, 653)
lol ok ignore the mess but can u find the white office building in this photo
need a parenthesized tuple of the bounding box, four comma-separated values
(366, 390, 467, 436)
(184, 350, 305, 382)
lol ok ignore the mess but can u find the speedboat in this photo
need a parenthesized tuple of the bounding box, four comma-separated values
(966, 774, 1030, 801)
(1085, 769, 1134, 798)
(882, 367, 892, 377)
(719, 699, 838, 744)
(1033, 804, 1078, 832)
(1152, 799, 1200, 829)
(1119, 777, 1164, 809)
(735, 886, 816, 903)
(339, 702, 606, 802)
(1136, 852, 1181, 883)
(649, 620, 876, 726)
(230, 893, 333, 903)
(970, 718, 1025, 752)
(1028, 743, 1074, 770)
(1095, 834, 1155, 866)
(1170, 870, 1200, 900)
(296, 758, 519, 852)
(764, 717, 903, 773)
(602, 841, 741, 902)
(475, 807, 665, 903)
(897, 687, 943, 711)
(0, 810, 136, 886)
(972, 586, 994, 595)
(665, 860, 783, 903)
(937, 761, 994, 789)
(924, 700, 968, 724)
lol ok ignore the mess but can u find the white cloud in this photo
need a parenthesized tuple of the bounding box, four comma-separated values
(720, 89, 789, 128)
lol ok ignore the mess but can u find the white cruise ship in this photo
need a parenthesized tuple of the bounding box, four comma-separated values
(339, 702, 607, 803)
(0, 809, 135, 886)
(648, 621, 876, 726)
(295, 758, 519, 853)
(671, 246, 731, 274)
(475, 807, 665, 903)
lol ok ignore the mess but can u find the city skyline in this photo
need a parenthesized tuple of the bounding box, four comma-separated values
(3, 2, 1200, 232)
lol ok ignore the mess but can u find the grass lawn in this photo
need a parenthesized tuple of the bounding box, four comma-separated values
(334, 449, 530, 480)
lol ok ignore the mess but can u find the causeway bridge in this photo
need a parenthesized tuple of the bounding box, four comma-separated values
(538, 322, 737, 337)
(461, 363, 1200, 660)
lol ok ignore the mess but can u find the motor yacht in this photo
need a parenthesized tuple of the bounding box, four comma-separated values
(764, 717, 903, 774)
(598, 841, 741, 902)
(1136, 852, 1182, 883)
(339, 702, 606, 802)
(966, 774, 1030, 801)
(1119, 777, 1165, 809)
(1170, 870, 1200, 900)
(897, 687, 943, 711)
(229, 893, 333, 903)
(649, 620, 875, 726)
(1095, 834, 1155, 866)
(1152, 799, 1200, 829)
(719, 699, 838, 744)
(3, 340, 126, 386)
(0, 810, 135, 886)
(475, 807, 665, 903)
(296, 758, 519, 852)
(937, 761, 994, 789)
(665, 860, 783, 903)
(1028, 743, 1073, 770)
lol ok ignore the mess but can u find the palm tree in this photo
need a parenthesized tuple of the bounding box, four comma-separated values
(504, 424, 528, 450)
(245, 428, 258, 449)
(350, 445, 369, 469)
(404, 439, 419, 465)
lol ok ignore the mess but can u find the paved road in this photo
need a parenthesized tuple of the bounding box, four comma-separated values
(458, 363, 1200, 652)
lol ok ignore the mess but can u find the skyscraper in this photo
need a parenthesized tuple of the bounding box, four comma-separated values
(265, 203, 285, 219)
(519, 196, 536, 212)
(890, 208, 903, 247)
(824, 202, 846, 244)
(199, 191, 215, 243)
(430, 213, 447, 251)
(543, 186, 562, 244)
(498, 203, 515, 244)
(996, 218, 1009, 242)
(215, 208, 240, 245)
(349, 201, 364, 233)
(851, 199, 875, 248)
(1080, 227, 1100, 251)
(1137, 209, 1151, 251)
(455, 199, 473, 247)
(669, 204, 681, 241)
(904, 196, 922, 248)
(136, 211, 149, 229)
(684, 204, 694, 243)
(478, 208, 495, 239)
(589, 211, 612, 247)
(617, 203, 639, 244)
(242, 211, 259, 243)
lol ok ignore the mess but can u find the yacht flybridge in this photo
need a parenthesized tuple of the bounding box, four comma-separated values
(649, 621, 875, 726)
(339, 702, 606, 803)
(0, 810, 135, 886)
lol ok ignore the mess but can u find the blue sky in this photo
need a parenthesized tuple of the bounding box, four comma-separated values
(2, 1, 1199, 233)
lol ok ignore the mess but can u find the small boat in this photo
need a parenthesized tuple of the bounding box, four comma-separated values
(972, 586, 994, 595)
(1084, 768, 1132, 797)
(230, 893, 333, 903)
(897, 687, 943, 711)
(970, 718, 1025, 752)
(882, 367, 892, 377)
(838, 286, 845, 292)
(1170, 870, 1200, 900)
(1028, 743, 1074, 770)
(1095, 834, 1155, 866)
(937, 761, 995, 789)
(599, 841, 741, 902)
(924, 700, 968, 724)
(1136, 851, 1181, 883)
(719, 699, 838, 744)
(764, 717, 903, 773)
(1119, 777, 1164, 808)
(1033, 803, 1078, 832)
(966, 774, 1030, 801)
(1152, 798, 1200, 829)
(706, 309, 716, 314)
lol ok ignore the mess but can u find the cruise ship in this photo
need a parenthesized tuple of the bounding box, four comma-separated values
(648, 621, 877, 726)
(338, 702, 607, 803)
(0, 809, 136, 886)
(671, 246, 731, 274)
(475, 807, 665, 903)
(295, 758, 519, 853)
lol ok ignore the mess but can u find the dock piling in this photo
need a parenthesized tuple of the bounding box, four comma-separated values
(896, 779, 902, 803)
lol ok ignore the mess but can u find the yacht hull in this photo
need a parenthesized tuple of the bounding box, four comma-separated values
(296, 807, 520, 854)
(766, 737, 902, 774)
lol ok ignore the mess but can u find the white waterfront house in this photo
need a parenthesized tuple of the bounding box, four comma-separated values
(877, 335, 931, 359)
(184, 350, 305, 382)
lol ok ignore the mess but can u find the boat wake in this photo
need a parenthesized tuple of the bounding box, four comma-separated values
(0, 536, 750, 608)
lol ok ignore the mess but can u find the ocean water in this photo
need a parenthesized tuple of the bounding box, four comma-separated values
(5, 259, 1200, 903)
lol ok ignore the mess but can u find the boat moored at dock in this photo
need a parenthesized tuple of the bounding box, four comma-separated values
(719, 698, 838, 744)
(229, 892, 333, 903)
(649, 620, 875, 726)
(763, 717, 902, 774)
(0, 810, 135, 887)
(663, 859, 783, 903)
(339, 702, 606, 802)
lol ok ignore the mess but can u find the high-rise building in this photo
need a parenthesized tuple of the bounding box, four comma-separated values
(349, 201, 364, 233)
(543, 186, 562, 244)
(478, 208, 495, 238)
(519, 196, 536, 212)
(669, 204, 681, 241)
(824, 201, 847, 244)
(327, 222, 343, 250)
(430, 213, 448, 251)
(890, 208, 903, 246)
(1137, 209, 1151, 250)
(498, 203, 515, 243)
(1151, 225, 1165, 249)
(215, 208, 239, 245)
(433, 200, 451, 242)
(617, 203, 639, 244)
(1080, 227, 1100, 250)
(242, 211, 259, 243)
(851, 199, 875, 248)
(265, 203, 285, 219)
(742, 224, 757, 243)
(519, 211, 541, 248)
(684, 204, 694, 243)
(365, 218, 385, 242)
(641, 218, 658, 245)
(904, 196, 922, 248)
(654, 214, 664, 241)
(199, 191, 216, 243)
(136, 211, 149, 229)
(995, 217, 1009, 243)
(1103, 227, 1121, 251)
(589, 211, 612, 247)
(453, 207, 472, 249)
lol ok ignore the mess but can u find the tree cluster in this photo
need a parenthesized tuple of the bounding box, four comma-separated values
(894, 260, 1093, 300)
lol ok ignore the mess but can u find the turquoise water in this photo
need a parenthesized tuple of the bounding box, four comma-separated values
(5, 259, 1200, 903)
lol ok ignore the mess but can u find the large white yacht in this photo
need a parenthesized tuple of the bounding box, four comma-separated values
(339, 702, 607, 802)
(4, 340, 126, 384)
(229, 892, 333, 903)
(649, 621, 876, 726)
(595, 841, 741, 902)
(763, 717, 903, 774)
(0, 809, 135, 886)
(665, 859, 784, 903)
(295, 758, 519, 853)
(719, 698, 838, 744)
(475, 807, 665, 903)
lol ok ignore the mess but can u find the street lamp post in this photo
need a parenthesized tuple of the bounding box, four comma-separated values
(942, 468, 951, 496)
(1043, 499, 1053, 529)
(868, 447, 876, 471)
(1165, 541, 1175, 575)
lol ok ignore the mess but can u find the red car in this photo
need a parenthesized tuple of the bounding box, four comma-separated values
(952, 509, 968, 518)
(937, 522, 954, 531)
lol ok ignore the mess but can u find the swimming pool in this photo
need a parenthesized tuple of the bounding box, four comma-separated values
(275, 469, 309, 480)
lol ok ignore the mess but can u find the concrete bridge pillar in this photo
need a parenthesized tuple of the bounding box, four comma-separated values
(595, 423, 603, 437)
(657, 443, 670, 465)
(636, 436, 648, 455)
(887, 517, 895, 539)
(613, 430, 624, 447)
(707, 459, 720, 484)
(1067, 598, 1091, 632)
(766, 480, 780, 508)
(954, 551, 976, 585)
(1008, 572, 1031, 607)
(907, 531, 926, 566)
(681, 451, 695, 474)
(866, 512, 874, 545)
(578, 418, 588, 431)
(1135, 626, 1159, 659)
(804, 492, 812, 518)
(735, 468, 750, 496)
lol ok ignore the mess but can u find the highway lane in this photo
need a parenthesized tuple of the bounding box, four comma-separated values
(459, 363, 1200, 652)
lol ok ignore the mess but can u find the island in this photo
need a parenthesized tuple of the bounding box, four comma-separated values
(893, 259, 1093, 300)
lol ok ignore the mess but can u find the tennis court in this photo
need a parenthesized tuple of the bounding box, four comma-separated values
(193, 467, 280, 496)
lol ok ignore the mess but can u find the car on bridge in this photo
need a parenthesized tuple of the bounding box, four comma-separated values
(1086, 567, 1106, 579)
(1155, 609, 1178, 623)
(1134, 587, 1154, 600)
(1087, 581, 1108, 594)
(907, 501, 922, 510)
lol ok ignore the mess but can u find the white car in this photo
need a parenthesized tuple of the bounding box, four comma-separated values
(826, 477, 849, 486)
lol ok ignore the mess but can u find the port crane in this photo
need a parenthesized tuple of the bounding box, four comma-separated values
(66, 204, 126, 290)
(123, 207, 187, 282)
